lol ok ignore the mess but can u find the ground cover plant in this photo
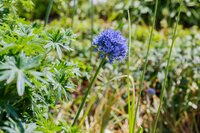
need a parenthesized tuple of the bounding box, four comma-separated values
(0, 0, 200, 133)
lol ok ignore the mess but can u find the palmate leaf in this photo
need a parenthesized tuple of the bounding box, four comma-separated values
(17, 70, 24, 96)
(45, 29, 74, 59)
(2, 117, 37, 133)
(43, 64, 77, 101)
(0, 40, 16, 56)
(0, 52, 43, 96)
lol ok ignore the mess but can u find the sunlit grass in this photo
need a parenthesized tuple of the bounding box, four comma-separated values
(152, 0, 183, 132)
(44, 0, 53, 26)
(133, 0, 159, 132)
(127, 9, 137, 133)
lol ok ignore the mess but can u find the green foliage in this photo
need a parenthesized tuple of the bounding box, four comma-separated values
(0, 52, 43, 96)
(0, 5, 84, 132)
(2, 118, 37, 133)
(0, 0, 34, 17)
(0, 0, 199, 132)
(16, 0, 200, 28)
(131, 26, 200, 132)
(36, 114, 82, 133)
(45, 29, 74, 59)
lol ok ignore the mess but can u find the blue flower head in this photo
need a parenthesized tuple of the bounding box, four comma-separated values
(93, 29, 128, 64)
(147, 88, 156, 95)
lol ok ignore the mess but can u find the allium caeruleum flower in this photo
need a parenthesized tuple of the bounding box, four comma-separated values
(147, 88, 156, 95)
(93, 29, 128, 63)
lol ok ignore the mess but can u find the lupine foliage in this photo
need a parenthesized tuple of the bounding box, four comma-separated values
(0, 1, 85, 132)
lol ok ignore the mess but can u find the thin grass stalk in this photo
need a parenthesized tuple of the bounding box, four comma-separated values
(127, 9, 132, 133)
(152, 1, 182, 132)
(71, 57, 106, 126)
(132, 0, 159, 132)
(127, 10, 131, 91)
(130, 24, 138, 133)
(44, 0, 53, 26)
(130, 76, 135, 133)
(71, 0, 76, 29)
(130, 20, 139, 133)
(127, 8, 137, 133)
(69, 0, 77, 59)
(90, 0, 94, 60)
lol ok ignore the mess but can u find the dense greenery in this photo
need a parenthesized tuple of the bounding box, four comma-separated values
(0, 1, 84, 132)
(15, 0, 200, 27)
(0, 0, 199, 133)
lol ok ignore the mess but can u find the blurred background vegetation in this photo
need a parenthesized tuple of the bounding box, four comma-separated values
(16, 0, 200, 27)
(0, 0, 200, 133)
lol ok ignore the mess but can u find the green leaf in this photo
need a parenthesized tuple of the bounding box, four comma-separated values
(17, 70, 24, 96)
(0, 52, 44, 96)
(6, 105, 19, 119)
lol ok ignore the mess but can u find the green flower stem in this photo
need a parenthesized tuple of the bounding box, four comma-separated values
(152, 1, 182, 133)
(44, 0, 53, 26)
(132, 0, 159, 132)
(72, 57, 106, 126)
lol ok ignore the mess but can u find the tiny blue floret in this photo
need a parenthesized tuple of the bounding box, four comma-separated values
(147, 88, 156, 95)
(93, 29, 128, 63)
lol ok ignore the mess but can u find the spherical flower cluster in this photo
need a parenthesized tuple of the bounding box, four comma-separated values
(147, 88, 156, 95)
(93, 29, 128, 63)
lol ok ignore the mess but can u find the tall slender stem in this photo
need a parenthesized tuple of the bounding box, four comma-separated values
(69, 0, 77, 59)
(44, 0, 53, 26)
(71, 0, 76, 29)
(72, 58, 106, 126)
(132, 0, 159, 132)
(90, 0, 94, 60)
(127, 9, 132, 133)
(152, 1, 182, 133)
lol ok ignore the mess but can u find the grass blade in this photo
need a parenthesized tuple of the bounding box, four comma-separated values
(44, 0, 53, 26)
(71, 0, 77, 29)
(152, 0, 183, 132)
(133, 0, 159, 132)
(90, 0, 94, 59)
